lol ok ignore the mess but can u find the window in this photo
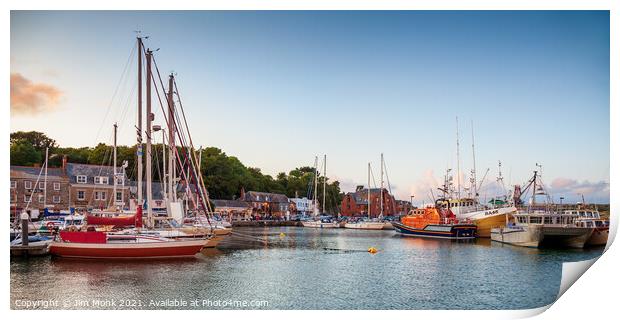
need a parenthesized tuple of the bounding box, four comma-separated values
(77, 190, 86, 201)
(95, 191, 107, 201)
(38, 182, 45, 190)
(116, 191, 122, 202)
(53, 196, 61, 203)
(115, 177, 123, 185)
(38, 195, 45, 203)
(10, 181, 16, 189)
(94, 176, 109, 185)
(77, 175, 87, 184)
(25, 181, 32, 189)
(53, 182, 61, 191)
(24, 195, 30, 202)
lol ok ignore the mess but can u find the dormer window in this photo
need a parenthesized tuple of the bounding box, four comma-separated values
(94, 176, 109, 185)
(76, 175, 87, 184)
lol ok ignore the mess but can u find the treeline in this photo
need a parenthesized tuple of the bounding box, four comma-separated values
(10, 131, 343, 213)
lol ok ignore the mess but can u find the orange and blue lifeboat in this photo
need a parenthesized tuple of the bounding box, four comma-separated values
(392, 207, 477, 239)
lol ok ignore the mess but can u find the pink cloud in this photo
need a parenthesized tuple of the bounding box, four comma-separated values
(11, 73, 62, 115)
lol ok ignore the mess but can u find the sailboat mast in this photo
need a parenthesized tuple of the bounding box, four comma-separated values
(456, 117, 461, 202)
(43, 147, 48, 207)
(167, 74, 176, 203)
(322, 154, 326, 214)
(145, 49, 153, 228)
(313, 156, 318, 217)
(113, 123, 117, 208)
(137, 37, 144, 207)
(368, 162, 371, 219)
(471, 120, 477, 197)
(161, 128, 166, 200)
(380, 153, 384, 218)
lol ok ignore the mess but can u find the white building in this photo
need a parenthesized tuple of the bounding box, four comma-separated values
(289, 197, 315, 216)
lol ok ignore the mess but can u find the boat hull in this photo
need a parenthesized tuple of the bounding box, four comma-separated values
(472, 213, 511, 238)
(541, 226, 593, 249)
(49, 239, 208, 259)
(490, 225, 543, 248)
(587, 227, 609, 246)
(301, 221, 340, 228)
(343, 222, 385, 230)
(392, 222, 477, 239)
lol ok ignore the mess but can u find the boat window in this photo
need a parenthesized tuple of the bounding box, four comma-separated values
(587, 212, 593, 218)
(529, 217, 542, 224)
(544, 217, 552, 224)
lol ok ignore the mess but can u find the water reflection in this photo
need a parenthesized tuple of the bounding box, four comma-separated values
(11, 227, 603, 310)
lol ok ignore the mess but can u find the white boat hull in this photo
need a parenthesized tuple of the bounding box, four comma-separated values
(491, 225, 543, 248)
(301, 221, 340, 228)
(343, 222, 385, 230)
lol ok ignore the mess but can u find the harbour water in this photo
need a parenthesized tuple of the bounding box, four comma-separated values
(11, 227, 603, 310)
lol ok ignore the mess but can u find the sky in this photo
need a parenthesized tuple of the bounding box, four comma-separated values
(10, 11, 610, 204)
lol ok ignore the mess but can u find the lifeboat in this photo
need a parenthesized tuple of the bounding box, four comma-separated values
(392, 207, 477, 239)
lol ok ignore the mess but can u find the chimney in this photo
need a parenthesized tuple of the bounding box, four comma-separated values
(62, 155, 68, 170)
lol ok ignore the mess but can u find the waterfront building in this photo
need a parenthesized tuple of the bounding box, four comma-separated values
(289, 197, 314, 216)
(65, 161, 130, 211)
(10, 165, 71, 219)
(340, 187, 399, 217)
(241, 190, 290, 219)
(213, 199, 252, 221)
(395, 200, 414, 216)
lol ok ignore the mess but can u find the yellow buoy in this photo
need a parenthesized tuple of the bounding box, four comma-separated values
(279, 232, 286, 238)
(368, 247, 378, 254)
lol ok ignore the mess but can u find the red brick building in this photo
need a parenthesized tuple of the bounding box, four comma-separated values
(340, 187, 400, 217)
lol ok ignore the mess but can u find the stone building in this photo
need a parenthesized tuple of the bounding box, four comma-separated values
(10, 165, 70, 219)
(340, 187, 398, 217)
(65, 162, 130, 210)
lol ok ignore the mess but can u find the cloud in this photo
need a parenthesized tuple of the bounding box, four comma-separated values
(548, 178, 609, 203)
(10, 73, 62, 115)
(409, 169, 441, 204)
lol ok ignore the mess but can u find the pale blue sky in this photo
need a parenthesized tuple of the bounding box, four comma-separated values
(10, 11, 610, 203)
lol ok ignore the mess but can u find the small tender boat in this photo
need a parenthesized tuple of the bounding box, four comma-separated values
(392, 207, 477, 239)
(49, 230, 208, 259)
(10, 235, 53, 257)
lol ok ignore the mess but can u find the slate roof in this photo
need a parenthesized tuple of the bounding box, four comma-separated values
(65, 163, 128, 185)
(10, 166, 67, 180)
(243, 191, 289, 203)
(213, 199, 251, 208)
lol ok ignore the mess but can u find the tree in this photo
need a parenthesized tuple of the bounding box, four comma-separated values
(10, 140, 42, 166)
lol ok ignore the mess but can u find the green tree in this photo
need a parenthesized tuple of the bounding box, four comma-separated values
(10, 140, 42, 166)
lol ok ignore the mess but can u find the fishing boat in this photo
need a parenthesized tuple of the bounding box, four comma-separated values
(437, 121, 517, 237)
(392, 206, 477, 239)
(565, 209, 608, 246)
(49, 230, 208, 259)
(492, 169, 593, 248)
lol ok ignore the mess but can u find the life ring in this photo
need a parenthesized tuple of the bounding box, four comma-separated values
(46, 221, 56, 230)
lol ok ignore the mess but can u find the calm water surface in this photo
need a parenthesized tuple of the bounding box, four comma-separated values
(10, 227, 603, 310)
